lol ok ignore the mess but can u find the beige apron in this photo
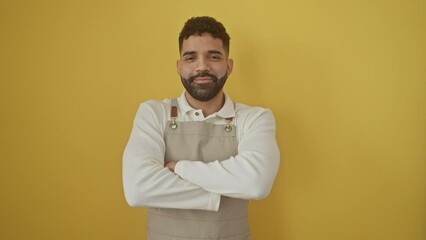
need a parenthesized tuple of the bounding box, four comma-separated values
(147, 99, 250, 240)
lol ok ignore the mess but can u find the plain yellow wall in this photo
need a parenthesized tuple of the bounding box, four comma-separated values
(1, 0, 425, 239)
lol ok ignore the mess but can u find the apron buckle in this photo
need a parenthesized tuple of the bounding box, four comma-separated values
(170, 117, 178, 130)
(225, 118, 233, 132)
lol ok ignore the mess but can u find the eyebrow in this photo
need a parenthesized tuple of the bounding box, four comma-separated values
(182, 50, 224, 57)
(182, 51, 196, 57)
(207, 50, 223, 55)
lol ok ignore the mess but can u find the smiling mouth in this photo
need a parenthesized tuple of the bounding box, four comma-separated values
(194, 77, 213, 84)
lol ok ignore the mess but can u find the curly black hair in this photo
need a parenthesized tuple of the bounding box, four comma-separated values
(178, 16, 230, 55)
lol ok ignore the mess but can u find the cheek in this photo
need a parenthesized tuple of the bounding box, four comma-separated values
(177, 67, 188, 77)
(178, 65, 194, 77)
(214, 65, 229, 76)
(183, 70, 194, 78)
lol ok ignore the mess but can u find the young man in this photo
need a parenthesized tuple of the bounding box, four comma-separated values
(123, 16, 280, 240)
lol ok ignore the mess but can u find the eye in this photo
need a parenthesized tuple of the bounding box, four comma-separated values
(209, 54, 222, 61)
(183, 56, 195, 62)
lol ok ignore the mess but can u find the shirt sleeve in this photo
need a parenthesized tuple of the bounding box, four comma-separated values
(122, 101, 220, 211)
(174, 108, 280, 200)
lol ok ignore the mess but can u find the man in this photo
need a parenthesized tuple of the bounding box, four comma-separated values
(123, 16, 280, 240)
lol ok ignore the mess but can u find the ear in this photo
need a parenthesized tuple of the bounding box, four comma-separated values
(226, 58, 234, 75)
(176, 59, 181, 75)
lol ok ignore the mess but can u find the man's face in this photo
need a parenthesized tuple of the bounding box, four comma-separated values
(177, 33, 233, 102)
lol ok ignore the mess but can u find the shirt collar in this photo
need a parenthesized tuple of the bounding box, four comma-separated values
(177, 91, 236, 119)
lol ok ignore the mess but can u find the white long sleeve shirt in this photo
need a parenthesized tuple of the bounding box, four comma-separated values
(122, 92, 280, 211)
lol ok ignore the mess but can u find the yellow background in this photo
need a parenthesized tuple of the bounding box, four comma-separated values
(1, 0, 425, 239)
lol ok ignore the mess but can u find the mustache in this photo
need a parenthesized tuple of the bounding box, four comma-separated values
(188, 71, 218, 82)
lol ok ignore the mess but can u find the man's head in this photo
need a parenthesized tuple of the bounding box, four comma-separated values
(179, 16, 230, 56)
(177, 16, 233, 102)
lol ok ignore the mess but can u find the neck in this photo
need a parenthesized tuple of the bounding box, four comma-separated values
(185, 91, 225, 117)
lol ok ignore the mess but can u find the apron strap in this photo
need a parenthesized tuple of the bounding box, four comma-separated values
(171, 98, 178, 118)
(225, 117, 234, 132)
(169, 99, 178, 130)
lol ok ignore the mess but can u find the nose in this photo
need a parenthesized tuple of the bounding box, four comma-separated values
(195, 57, 211, 72)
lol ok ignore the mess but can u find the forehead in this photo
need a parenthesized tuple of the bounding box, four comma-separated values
(181, 33, 225, 55)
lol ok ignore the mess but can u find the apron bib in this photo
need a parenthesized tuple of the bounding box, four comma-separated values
(147, 99, 250, 240)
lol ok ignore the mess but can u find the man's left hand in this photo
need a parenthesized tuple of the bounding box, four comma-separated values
(165, 161, 178, 172)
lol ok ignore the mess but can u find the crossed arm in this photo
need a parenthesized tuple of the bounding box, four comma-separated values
(122, 101, 280, 211)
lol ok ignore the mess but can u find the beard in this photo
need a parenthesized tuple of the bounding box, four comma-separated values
(180, 71, 228, 102)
